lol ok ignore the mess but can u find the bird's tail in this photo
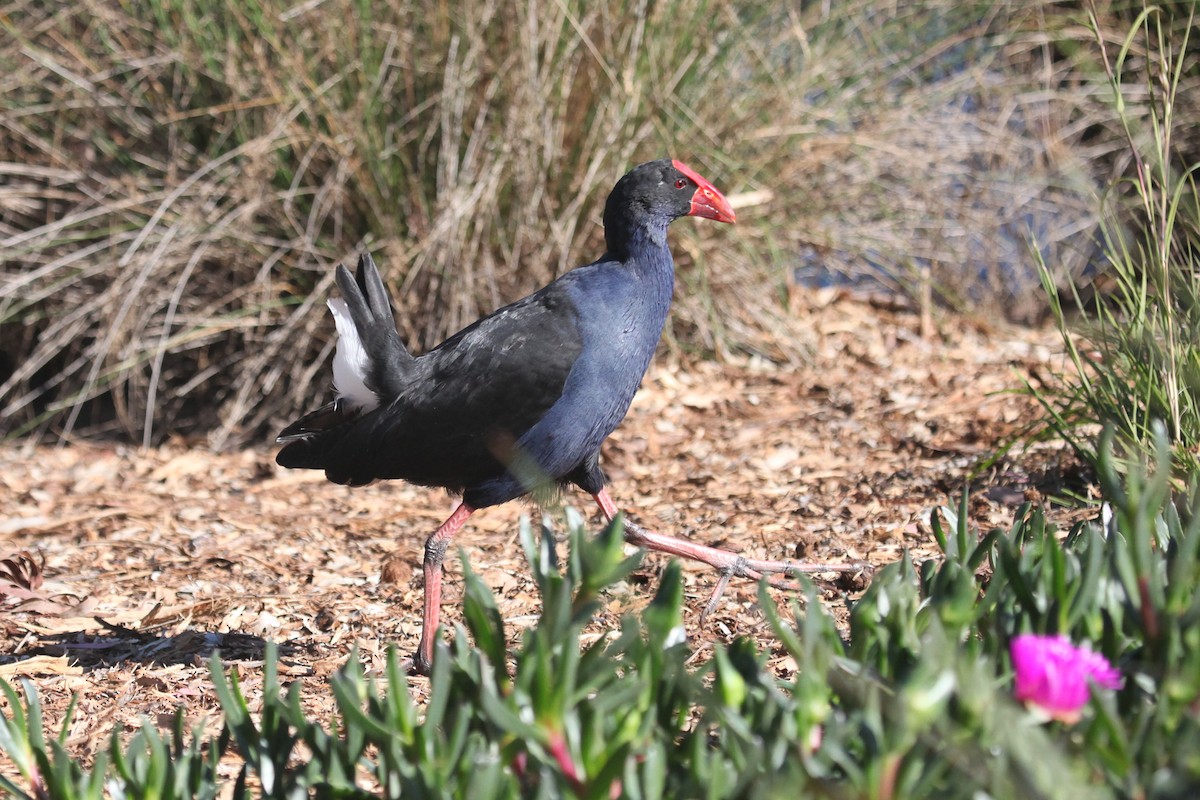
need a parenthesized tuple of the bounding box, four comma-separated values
(277, 252, 412, 445)
(329, 251, 413, 408)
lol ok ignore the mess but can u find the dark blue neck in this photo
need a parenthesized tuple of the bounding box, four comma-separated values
(604, 206, 673, 263)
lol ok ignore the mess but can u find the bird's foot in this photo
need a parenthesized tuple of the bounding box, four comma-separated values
(400, 651, 433, 677)
(620, 519, 871, 622)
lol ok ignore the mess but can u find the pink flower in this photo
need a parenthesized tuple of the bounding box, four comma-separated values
(1010, 634, 1121, 723)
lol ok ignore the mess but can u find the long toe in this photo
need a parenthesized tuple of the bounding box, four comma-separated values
(619, 518, 871, 620)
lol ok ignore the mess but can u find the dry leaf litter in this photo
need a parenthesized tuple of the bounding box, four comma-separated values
(0, 297, 1092, 769)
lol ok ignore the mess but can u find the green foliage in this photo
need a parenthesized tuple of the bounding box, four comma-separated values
(3, 440, 1200, 798)
(1031, 4, 1200, 476)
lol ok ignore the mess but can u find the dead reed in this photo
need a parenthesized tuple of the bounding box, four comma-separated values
(1, 0, 1192, 447)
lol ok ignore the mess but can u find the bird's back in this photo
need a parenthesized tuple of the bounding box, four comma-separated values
(277, 249, 673, 507)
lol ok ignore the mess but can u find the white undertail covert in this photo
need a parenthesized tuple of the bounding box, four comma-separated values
(327, 297, 380, 412)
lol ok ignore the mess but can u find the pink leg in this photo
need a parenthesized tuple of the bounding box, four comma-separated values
(592, 487, 864, 620)
(411, 502, 474, 675)
(595, 487, 620, 520)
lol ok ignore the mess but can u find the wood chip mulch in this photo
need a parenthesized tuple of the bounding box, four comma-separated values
(0, 295, 1093, 766)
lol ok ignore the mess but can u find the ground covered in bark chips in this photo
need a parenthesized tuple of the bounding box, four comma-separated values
(0, 296, 1090, 769)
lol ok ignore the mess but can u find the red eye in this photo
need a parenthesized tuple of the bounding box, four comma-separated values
(675, 178, 688, 189)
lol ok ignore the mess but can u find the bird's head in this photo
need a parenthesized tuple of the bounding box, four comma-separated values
(603, 159, 736, 255)
(669, 160, 737, 224)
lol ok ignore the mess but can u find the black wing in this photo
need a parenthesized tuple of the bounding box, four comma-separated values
(314, 284, 584, 489)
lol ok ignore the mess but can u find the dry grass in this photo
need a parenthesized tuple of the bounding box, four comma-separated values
(1, 0, 1193, 447)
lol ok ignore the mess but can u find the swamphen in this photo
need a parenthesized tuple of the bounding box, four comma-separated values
(278, 159, 855, 674)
